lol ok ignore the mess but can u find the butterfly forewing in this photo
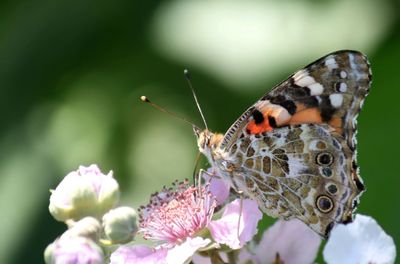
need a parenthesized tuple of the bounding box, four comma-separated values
(221, 50, 371, 151)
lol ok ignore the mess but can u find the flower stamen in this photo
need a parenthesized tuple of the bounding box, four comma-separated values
(138, 179, 217, 245)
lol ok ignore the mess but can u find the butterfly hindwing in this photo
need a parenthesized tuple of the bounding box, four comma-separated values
(226, 124, 362, 238)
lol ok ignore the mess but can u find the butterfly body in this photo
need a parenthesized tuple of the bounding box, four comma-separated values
(195, 50, 371, 238)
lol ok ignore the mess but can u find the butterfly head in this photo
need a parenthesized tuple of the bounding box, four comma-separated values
(193, 126, 224, 160)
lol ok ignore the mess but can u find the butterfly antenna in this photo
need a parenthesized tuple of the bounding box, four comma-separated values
(140, 96, 198, 128)
(184, 69, 209, 131)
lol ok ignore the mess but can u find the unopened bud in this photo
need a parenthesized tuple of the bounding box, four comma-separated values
(102, 206, 138, 244)
(62, 217, 101, 241)
(49, 164, 120, 222)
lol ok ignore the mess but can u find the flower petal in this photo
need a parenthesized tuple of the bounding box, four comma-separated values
(192, 254, 212, 264)
(208, 199, 262, 249)
(254, 219, 321, 264)
(323, 214, 396, 264)
(203, 168, 230, 206)
(166, 237, 211, 264)
(110, 245, 167, 264)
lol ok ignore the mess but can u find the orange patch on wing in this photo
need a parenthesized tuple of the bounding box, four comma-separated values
(329, 117, 343, 134)
(329, 117, 342, 128)
(295, 103, 307, 112)
(289, 107, 323, 125)
(247, 117, 273, 134)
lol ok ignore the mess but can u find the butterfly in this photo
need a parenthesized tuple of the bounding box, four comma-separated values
(194, 50, 371, 238)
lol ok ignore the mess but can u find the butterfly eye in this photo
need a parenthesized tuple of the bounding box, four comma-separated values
(316, 195, 334, 213)
(316, 152, 334, 166)
(205, 135, 214, 148)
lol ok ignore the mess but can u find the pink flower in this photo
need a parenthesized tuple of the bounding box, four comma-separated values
(111, 177, 263, 264)
(138, 179, 216, 245)
(110, 245, 168, 264)
(249, 219, 321, 264)
(166, 237, 212, 263)
(208, 198, 262, 249)
(204, 168, 230, 206)
(194, 219, 321, 264)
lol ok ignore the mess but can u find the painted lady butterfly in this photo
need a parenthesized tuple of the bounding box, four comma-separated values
(194, 50, 371, 238)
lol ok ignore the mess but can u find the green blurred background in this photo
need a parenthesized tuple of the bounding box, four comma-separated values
(0, 0, 399, 263)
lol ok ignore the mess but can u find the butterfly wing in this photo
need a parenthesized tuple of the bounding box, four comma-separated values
(226, 124, 362, 238)
(220, 50, 371, 151)
(218, 50, 370, 237)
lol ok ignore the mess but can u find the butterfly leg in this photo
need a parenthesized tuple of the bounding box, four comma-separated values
(237, 190, 244, 241)
(192, 152, 202, 187)
(196, 168, 222, 192)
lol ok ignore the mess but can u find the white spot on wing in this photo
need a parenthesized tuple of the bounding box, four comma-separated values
(295, 75, 314, 87)
(348, 53, 357, 70)
(308, 83, 324, 95)
(325, 56, 339, 70)
(329, 94, 343, 108)
(255, 100, 291, 125)
(294, 72, 324, 95)
(287, 158, 307, 179)
(359, 99, 365, 109)
(293, 69, 308, 82)
(340, 70, 347, 78)
(348, 53, 367, 80)
(339, 82, 347, 92)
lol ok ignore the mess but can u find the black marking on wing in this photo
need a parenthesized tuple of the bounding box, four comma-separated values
(252, 109, 264, 124)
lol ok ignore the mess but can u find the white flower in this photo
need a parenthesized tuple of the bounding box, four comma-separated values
(323, 214, 396, 264)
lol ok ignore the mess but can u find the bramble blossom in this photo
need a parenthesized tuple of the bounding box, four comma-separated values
(110, 177, 262, 264)
(193, 218, 321, 264)
(44, 164, 397, 264)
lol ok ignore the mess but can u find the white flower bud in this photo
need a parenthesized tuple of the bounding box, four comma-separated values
(62, 217, 101, 241)
(102, 206, 138, 244)
(49, 164, 120, 222)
